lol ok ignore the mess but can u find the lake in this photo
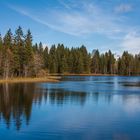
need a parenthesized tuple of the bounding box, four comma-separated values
(0, 76, 140, 140)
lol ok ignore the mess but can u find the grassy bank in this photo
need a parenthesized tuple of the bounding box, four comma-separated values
(50, 73, 139, 76)
(0, 76, 61, 84)
(50, 73, 118, 76)
(0, 73, 137, 84)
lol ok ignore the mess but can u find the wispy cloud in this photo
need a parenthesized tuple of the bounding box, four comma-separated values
(7, 1, 140, 54)
(8, 1, 127, 37)
(114, 4, 133, 13)
(57, 0, 72, 9)
(120, 31, 140, 54)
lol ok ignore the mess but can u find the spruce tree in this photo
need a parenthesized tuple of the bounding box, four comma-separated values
(49, 45, 57, 73)
(91, 50, 100, 74)
(24, 29, 33, 76)
(14, 26, 24, 76)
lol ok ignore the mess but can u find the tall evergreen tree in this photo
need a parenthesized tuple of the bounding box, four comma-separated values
(49, 45, 57, 73)
(80, 45, 90, 73)
(43, 46, 49, 69)
(14, 26, 24, 76)
(0, 34, 3, 77)
(91, 50, 100, 74)
(3, 29, 14, 79)
(24, 29, 33, 76)
(107, 50, 115, 74)
(0, 27, 139, 78)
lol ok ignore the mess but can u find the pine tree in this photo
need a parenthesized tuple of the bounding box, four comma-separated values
(3, 29, 14, 79)
(3, 29, 13, 49)
(56, 44, 67, 73)
(91, 50, 100, 74)
(76, 50, 84, 73)
(0, 34, 3, 77)
(43, 46, 49, 69)
(14, 26, 24, 76)
(80, 45, 90, 73)
(134, 54, 140, 75)
(24, 29, 33, 76)
(49, 45, 57, 73)
(107, 50, 115, 74)
(12, 39, 20, 77)
(0, 27, 139, 78)
(38, 42, 44, 55)
(100, 54, 106, 74)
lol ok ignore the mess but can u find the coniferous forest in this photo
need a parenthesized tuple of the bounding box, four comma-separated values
(0, 27, 139, 79)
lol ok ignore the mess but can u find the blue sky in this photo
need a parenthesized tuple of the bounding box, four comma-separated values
(0, 0, 140, 54)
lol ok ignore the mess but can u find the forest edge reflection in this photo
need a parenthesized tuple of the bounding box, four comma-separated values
(0, 80, 140, 131)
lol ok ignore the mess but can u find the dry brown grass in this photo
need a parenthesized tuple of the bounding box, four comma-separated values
(50, 73, 117, 76)
(0, 76, 61, 84)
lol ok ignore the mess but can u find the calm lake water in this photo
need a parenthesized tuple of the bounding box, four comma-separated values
(0, 76, 140, 140)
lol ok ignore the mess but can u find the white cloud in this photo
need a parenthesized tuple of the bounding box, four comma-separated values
(57, 0, 72, 9)
(8, 2, 126, 37)
(7, 1, 140, 54)
(120, 31, 140, 54)
(115, 4, 133, 13)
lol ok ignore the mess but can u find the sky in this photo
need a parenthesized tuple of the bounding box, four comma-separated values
(0, 0, 140, 54)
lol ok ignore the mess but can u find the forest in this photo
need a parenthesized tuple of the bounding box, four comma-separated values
(0, 27, 139, 79)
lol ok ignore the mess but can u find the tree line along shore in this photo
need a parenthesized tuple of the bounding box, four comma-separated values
(0, 26, 139, 82)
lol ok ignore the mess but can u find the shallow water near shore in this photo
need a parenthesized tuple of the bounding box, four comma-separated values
(0, 76, 140, 140)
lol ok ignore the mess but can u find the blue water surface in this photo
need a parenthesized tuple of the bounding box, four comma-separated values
(0, 76, 140, 140)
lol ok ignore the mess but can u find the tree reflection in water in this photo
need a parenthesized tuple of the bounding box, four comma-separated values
(0, 83, 88, 130)
(1, 82, 138, 131)
(0, 83, 39, 130)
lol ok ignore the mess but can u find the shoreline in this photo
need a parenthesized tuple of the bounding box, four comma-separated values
(50, 73, 117, 76)
(61, 73, 117, 76)
(0, 74, 139, 84)
(50, 73, 140, 76)
(0, 76, 61, 84)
